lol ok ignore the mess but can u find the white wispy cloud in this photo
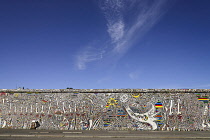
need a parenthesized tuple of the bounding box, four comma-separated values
(76, 46, 104, 70)
(129, 71, 140, 80)
(76, 0, 169, 70)
(107, 20, 124, 43)
(101, 0, 125, 43)
(112, 0, 168, 54)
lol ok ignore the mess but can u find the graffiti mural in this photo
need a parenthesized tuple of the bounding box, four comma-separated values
(0, 91, 210, 130)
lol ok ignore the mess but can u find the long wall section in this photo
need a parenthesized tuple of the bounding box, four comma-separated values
(0, 89, 210, 130)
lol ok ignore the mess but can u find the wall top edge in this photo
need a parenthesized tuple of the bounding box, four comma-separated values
(0, 89, 210, 93)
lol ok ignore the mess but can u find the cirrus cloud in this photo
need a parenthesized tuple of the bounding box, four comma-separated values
(76, 0, 170, 70)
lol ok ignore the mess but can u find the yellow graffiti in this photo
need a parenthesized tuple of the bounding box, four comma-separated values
(131, 93, 141, 98)
(14, 93, 19, 97)
(106, 98, 118, 107)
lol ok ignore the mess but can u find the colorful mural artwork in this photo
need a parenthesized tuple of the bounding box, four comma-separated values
(0, 91, 210, 130)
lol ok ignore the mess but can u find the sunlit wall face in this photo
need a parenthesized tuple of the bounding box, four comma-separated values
(0, 91, 209, 131)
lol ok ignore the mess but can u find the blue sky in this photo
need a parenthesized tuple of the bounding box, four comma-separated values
(0, 0, 210, 89)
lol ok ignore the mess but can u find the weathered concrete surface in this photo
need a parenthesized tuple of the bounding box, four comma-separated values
(0, 89, 210, 131)
(1, 88, 210, 93)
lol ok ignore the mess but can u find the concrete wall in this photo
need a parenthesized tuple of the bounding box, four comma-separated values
(0, 90, 209, 130)
(1, 89, 210, 93)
